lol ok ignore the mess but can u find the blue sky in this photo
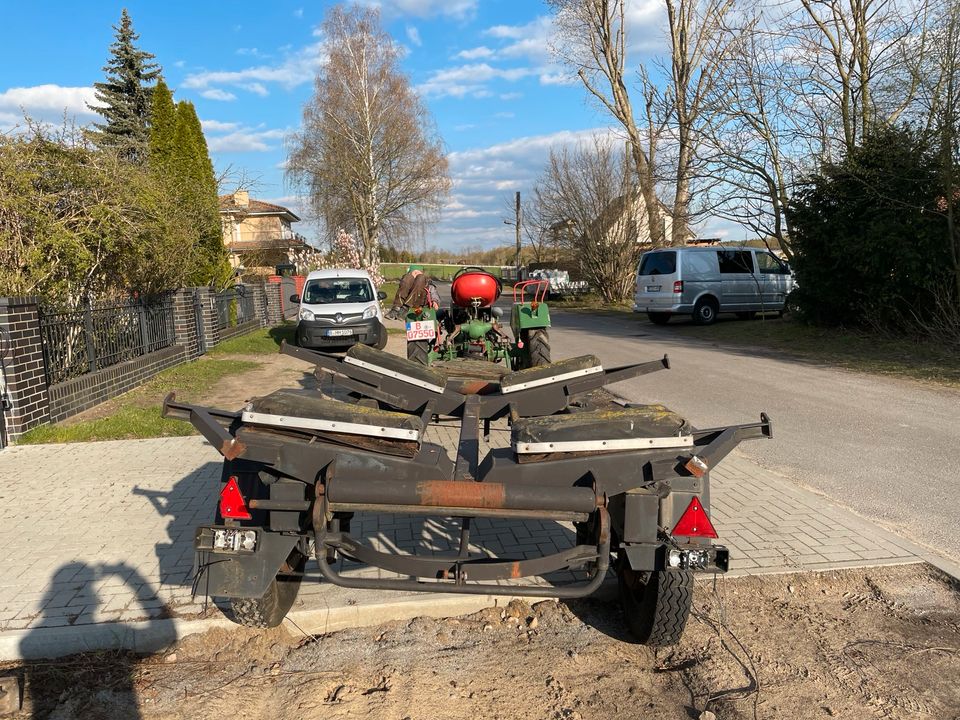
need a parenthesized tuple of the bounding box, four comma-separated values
(0, 0, 701, 250)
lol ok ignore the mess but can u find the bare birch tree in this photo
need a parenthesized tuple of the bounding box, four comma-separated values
(535, 137, 644, 302)
(548, 0, 667, 245)
(287, 5, 450, 267)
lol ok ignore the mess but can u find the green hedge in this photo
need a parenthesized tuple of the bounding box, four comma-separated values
(380, 263, 504, 281)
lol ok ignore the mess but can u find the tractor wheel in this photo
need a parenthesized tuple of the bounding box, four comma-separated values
(524, 329, 551, 368)
(617, 560, 693, 647)
(228, 551, 305, 628)
(407, 340, 431, 365)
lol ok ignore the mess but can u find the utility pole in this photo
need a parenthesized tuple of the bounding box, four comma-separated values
(515, 191, 522, 280)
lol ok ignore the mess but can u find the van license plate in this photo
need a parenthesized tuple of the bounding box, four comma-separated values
(646, 285, 661, 292)
(406, 320, 436, 341)
(325, 328, 353, 337)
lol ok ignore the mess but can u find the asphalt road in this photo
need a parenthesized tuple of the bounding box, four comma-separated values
(546, 309, 960, 563)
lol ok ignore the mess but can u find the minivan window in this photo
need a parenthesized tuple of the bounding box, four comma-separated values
(717, 250, 754, 274)
(638, 251, 677, 276)
(756, 252, 786, 274)
(303, 278, 373, 304)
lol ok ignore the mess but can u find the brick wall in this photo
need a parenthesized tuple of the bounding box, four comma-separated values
(48, 345, 188, 423)
(264, 281, 284, 325)
(1, 283, 274, 446)
(0, 297, 50, 443)
(217, 319, 260, 343)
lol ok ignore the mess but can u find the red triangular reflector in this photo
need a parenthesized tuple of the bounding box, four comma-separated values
(672, 497, 718, 538)
(220, 476, 252, 520)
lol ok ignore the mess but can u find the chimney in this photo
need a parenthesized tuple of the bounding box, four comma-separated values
(233, 190, 249, 208)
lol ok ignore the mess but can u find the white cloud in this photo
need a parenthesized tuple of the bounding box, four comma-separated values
(454, 123, 476, 131)
(357, 0, 477, 20)
(539, 71, 575, 86)
(200, 88, 237, 101)
(417, 63, 535, 98)
(207, 127, 286, 153)
(242, 82, 270, 97)
(432, 127, 617, 249)
(406, 25, 422, 47)
(0, 84, 100, 119)
(200, 119, 240, 132)
(293, 7, 304, 18)
(183, 41, 324, 97)
(499, 92, 522, 101)
(494, 111, 515, 119)
(456, 46, 494, 60)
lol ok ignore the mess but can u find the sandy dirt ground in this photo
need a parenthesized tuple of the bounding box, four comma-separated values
(6, 564, 959, 720)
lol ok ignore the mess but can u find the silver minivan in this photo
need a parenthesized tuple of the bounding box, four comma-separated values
(633, 246, 794, 325)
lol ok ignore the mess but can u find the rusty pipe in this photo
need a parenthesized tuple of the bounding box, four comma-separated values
(326, 477, 598, 515)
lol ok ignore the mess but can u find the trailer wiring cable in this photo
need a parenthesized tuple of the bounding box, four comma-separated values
(689, 573, 761, 720)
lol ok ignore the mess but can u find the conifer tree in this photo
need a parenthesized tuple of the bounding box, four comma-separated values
(175, 101, 230, 285)
(88, 9, 161, 162)
(148, 78, 177, 173)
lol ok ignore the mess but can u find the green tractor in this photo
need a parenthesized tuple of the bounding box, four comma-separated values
(404, 267, 551, 370)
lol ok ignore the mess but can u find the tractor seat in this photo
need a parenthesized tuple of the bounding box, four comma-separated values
(511, 404, 693, 460)
(345, 343, 448, 393)
(500, 355, 603, 394)
(244, 389, 423, 443)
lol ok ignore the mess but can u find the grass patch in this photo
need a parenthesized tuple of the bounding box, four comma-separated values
(19, 357, 260, 444)
(379, 281, 399, 306)
(208, 323, 295, 356)
(662, 314, 960, 386)
(18, 405, 194, 444)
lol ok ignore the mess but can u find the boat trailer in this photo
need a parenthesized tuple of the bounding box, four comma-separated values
(164, 342, 771, 645)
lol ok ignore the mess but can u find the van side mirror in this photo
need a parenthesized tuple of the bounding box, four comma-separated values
(289, 294, 300, 303)
(377, 290, 387, 301)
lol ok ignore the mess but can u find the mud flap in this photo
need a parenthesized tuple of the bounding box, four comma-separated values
(195, 530, 300, 599)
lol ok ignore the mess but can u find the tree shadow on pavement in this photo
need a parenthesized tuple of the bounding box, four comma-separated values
(17, 561, 178, 719)
(133, 462, 222, 594)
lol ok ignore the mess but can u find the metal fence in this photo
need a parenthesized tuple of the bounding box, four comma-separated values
(39, 296, 176, 386)
(214, 285, 255, 330)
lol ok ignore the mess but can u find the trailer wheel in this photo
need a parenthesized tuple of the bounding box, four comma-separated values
(407, 339, 431, 365)
(617, 563, 693, 646)
(523, 329, 551, 367)
(228, 551, 305, 628)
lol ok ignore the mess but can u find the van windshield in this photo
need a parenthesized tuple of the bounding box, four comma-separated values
(302, 278, 373, 304)
(638, 251, 677, 276)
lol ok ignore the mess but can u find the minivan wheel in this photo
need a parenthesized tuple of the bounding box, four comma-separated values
(647, 312, 671, 325)
(693, 298, 719, 325)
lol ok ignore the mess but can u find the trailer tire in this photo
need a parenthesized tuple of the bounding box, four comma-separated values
(228, 551, 305, 628)
(524, 329, 551, 368)
(618, 564, 693, 647)
(407, 339, 431, 365)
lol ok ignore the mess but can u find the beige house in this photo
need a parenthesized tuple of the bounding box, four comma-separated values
(219, 190, 306, 274)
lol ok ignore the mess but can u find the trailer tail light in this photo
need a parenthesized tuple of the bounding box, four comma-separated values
(672, 497, 718, 539)
(220, 476, 252, 520)
(673, 281, 683, 294)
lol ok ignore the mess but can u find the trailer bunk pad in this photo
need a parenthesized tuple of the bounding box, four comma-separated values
(500, 355, 603, 394)
(344, 343, 447, 394)
(241, 389, 424, 454)
(512, 404, 693, 461)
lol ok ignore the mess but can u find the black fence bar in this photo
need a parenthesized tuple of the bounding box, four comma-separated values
(38, 295, 176, 386)
(215, 285, 254, 331)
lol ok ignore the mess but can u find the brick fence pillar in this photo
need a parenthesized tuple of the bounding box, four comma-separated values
(263, 281, 284, 325)
(188, 287, 219, 350)
(171, 289, 201, 358)
(0, 297, 51, 445)
(249, 283, 267, 328)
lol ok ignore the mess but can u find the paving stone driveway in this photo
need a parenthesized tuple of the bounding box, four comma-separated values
(1, 413, 929, 639)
